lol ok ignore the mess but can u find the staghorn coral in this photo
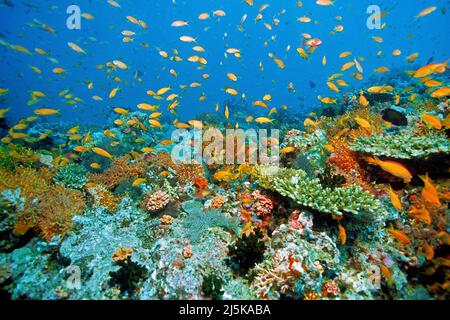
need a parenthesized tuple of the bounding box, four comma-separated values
(143, 190, 171, 213)
(350, 131, 450, 159)
(255, 166, 384, 217)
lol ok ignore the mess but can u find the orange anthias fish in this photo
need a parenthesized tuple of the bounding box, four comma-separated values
(422, 242, 435, 261)
(387, 185, 402, 212)
(366, 157, 413, 183)
(194, 177, 208, 198)
(380, 265, 393, 284)
(419, 173, 441, 207)
(413, 61, 448, 78)
(338, 224, 347, 245)
(421, 114, 442, 130)
(388, 227, 411, 245)
(409, 206, 432, 224)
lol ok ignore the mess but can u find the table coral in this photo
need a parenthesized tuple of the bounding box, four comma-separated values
(255, 166, 385, 217)
(350, 131, 450, 159)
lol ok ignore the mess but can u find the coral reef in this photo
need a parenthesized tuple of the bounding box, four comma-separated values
(255, 166, 384, 217)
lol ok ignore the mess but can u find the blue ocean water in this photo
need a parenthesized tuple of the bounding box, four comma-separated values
(0, 0, 449, 124)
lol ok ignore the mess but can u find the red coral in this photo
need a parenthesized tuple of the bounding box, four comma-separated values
(194, 177, 208, 198)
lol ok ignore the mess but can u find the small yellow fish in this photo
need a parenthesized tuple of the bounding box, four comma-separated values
(109, 87, 119, 99)
(92, 147, 113, 159)
(387, 185, 402, 212)
(113, 107, 129, 115)
(68, 42, 86, 54)
(34, 108, 60, 116)
(132, 178, 146, 187)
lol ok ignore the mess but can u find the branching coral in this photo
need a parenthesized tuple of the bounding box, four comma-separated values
(350, 131, 450, 159)
(143, 190, 171, 213)
(53, 163, 88, 189)
(255, 166, 384, 216)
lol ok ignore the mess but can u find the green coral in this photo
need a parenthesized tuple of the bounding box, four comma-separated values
(255, 166, 384, 216)
(53, 163, 88, 189)
(350, 131, 450, 159)
(181, 200, 241, 243)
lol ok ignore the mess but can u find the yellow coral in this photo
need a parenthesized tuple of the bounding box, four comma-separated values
(112, 247, 133, 262)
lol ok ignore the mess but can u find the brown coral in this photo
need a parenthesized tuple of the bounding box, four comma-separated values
(86, 185, 119, 212)
(328, 139, 359, 173)
(176, 163, 205, 184)
(211, 195, 227, 209)
(34, 184, 86, 241)
(144, 190, 171, 212)
(145, 152, 175, 168)
(112, 247, 133, 262)
(183, 245, 193, 259)
(160, 214, 174, 225)
(1, 166, 85, 241)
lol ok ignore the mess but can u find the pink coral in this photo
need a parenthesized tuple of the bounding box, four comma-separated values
(183, 245, 193, 259)
(251, 190, 273, 217)
(322, 281, 340, 297)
